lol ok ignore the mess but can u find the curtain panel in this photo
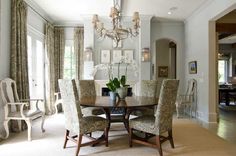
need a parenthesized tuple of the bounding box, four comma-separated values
(45, 24, 65, 115)
(10, 0, 29, 100)
(6, 0, 29, 134)
(74, 27, 84, 79)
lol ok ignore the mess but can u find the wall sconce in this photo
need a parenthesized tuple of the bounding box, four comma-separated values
(142, 48, 150, 62)
(84, 47, 93, 61)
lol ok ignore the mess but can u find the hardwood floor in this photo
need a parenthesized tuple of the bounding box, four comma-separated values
(199, 109, 236, 144)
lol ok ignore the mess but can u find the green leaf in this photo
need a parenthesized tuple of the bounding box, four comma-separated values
(106, 81, 116, 92)
(120, 75, 126, 87)
(113, 78, 121, 88)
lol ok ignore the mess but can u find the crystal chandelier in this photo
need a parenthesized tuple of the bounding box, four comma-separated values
(92, 0, 140, 47)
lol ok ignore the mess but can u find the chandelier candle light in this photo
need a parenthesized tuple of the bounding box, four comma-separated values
(92, 0, 140, 47)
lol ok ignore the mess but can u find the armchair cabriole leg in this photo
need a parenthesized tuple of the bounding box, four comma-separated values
(41, 113, 45, 132)
(25, 120, 32, 141)
(3, 119, 10, 139)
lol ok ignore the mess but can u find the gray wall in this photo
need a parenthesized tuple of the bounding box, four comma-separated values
(0, 0, 11, 139)
(185, 0, 236, 122)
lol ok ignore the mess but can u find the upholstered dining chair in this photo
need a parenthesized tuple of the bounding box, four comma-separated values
(77, 80, 105, 116)
(132, 80, 158, 116)
(175, 79, 197, 118)
(58, 79, 109, 156)
(0, 78, 45, 141)
(129, 79, 179, 156)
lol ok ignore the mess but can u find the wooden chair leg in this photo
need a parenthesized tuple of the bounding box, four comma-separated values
(75, 134, 83, 156)
(63, 130, 70, 148)
(168, 130, 175, 148)
(156, 135, 163, 156)
(105, 127, 109, 147)
(129, 128, 133, 147)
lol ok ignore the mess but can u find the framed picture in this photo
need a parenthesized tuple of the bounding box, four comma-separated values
(123, 49, 134, 63)
(189, 61, 197, 74)
(158, 66, 168, 77)
(112, 49, 122, 63)
(101, 50, 110, 63)
(113, 40, 122, 48)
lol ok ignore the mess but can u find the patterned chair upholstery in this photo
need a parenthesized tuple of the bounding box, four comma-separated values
(77, 80, 104, 116)
(132, 80, 158, 116)
(58, 79, 109, 156)
(129, 79, 179, 156)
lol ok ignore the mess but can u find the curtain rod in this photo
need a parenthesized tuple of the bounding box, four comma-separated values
(54, 26, 84, 28)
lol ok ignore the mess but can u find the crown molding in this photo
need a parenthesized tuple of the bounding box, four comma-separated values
(24, 0, 54, 23)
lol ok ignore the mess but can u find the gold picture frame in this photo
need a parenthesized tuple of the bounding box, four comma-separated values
(158, 66, 168, 77)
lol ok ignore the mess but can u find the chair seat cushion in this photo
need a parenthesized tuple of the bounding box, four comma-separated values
(80, 116, 108, 134)
(129, 115, 157, 135)
(81, 107, 105, 116)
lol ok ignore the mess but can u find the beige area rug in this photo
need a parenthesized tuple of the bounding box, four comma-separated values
(0, 114, 235, 156)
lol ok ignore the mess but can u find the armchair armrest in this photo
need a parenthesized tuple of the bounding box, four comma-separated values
(5, 102, 28, 118)
(19, 99, 44, 110)
(177, 94, 193, 103)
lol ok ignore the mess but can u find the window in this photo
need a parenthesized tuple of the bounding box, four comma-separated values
(218, 60, 227, 83)
(64, 40, 76, 79)
(27, 30, 45, 100)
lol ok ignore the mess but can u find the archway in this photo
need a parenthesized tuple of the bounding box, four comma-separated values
(155, 38, 177, 95)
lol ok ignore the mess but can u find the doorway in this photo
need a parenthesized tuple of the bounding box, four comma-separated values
(155, 39, 177, 95)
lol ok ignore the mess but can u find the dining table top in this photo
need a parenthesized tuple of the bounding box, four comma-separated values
(79, 96, 158, 108)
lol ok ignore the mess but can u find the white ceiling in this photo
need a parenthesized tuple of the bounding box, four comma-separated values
(28, 0, 210, 23)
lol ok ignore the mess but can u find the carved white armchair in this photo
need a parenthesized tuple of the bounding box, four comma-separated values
(0, 78, 45, 141)
(176, 79, 197, 118)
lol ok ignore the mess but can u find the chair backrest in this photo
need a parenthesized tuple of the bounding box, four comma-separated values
(140, 80, 158, 97)
(58, 79, 83, 133)
(155, 79, 179, 134)
(185, 79, 197, 101)
(77, 80, 96, 98)
(185, 79, 196, 95)
(0, 78, 20, 104)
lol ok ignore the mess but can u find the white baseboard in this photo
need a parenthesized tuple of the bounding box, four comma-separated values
(195, 111, 217, 124)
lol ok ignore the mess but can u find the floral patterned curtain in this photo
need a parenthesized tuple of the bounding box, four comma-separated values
(74, 27, 84, 79)
(45, 24, 65, 114)
(7, 0, 28, 134)
(10, 0, 29, 100)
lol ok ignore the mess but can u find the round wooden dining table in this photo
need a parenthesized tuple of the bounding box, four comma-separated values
(79, 96, 158, 131)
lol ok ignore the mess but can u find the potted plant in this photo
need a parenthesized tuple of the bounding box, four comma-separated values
(106, 78, 120, 100)
(116, 75, 130, 100)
